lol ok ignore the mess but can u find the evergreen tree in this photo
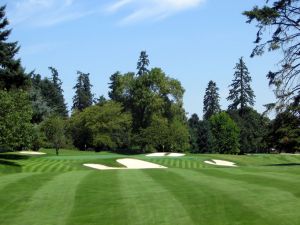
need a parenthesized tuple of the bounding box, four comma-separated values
(137, 51, 150, 76)
(203, 80, 221, 120)
(0, 5, 28, 90)
(48, 67, 68, 117)
(72, 71, 93, 111)
(188, 114, 200, 152)
(227, 57, 255, 111)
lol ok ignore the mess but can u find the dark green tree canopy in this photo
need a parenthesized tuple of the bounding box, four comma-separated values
(268, 110, 300, 153)
(203, 80, 221, 120)
(137, 51, 150, 76)
(227, 57, 255, 111)
(0, 5, 29, 90)
(228, 108, 269, 154)
(72, 71, 93, 111)
(244, 0, 300, 114)
(0, 90, 33, 151)
(48, 67, 68, 117)
(210, 112, 240, 154)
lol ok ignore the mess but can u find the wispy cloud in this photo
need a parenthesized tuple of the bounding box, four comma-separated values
(7, 0, 100, 27)
(5, 0, 205, 27)
(107, 0, 205, 24)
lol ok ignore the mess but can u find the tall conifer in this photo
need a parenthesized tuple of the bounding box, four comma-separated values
(203, 80, 221, 120)
(227, 57, 255, 112)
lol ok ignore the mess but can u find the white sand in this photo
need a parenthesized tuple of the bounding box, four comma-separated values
(168, 153, 185, 157)
(18, 151, 46, 155)
(146, 152, 167, 157)
(84, 158, 167, 170)
(117, 158, 167, 169)
(83, 164, 122, 170)
(204, 159, 237, 167)
(146, 152, 185, 157)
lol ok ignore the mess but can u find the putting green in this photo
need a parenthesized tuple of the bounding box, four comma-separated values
(0, 149, 300, 225)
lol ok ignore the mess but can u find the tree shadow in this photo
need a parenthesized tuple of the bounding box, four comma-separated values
(266, 163, 300, 167)
(0, 154, 29, 160)
(0, 159, 21, 167)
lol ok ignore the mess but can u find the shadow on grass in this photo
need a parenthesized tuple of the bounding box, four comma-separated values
(266, 163, 300, 167)
(0, 154, 29, 160)
(0, 159, 21, 167)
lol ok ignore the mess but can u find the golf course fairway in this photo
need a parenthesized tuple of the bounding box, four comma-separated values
(0, 149, 300, 225)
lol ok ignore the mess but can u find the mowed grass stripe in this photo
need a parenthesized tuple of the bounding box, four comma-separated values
(0, 173, 35, 191)
(201, 168, 300, 199)
(66, 170, 129, 225)
(172, 168, 300, 225)
(0, 173, 58, 225)
(10, 171, 90, 225)
(117, 169, 195, 225)
(145, 169, 267, 225)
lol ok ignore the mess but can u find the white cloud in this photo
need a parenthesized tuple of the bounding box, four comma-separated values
(7, 0, 100, 27)
(5, 0, 205, 27)
(107, 0, 205, 24)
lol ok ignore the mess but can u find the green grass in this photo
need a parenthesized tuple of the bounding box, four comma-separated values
(0, 149, 300, 225)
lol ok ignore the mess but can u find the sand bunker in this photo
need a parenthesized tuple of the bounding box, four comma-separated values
(168, 153, 185, 157)
(204, 159, 237, 167)
(18, 151, 46, 155)
(146, 152, 167, 157)
(83, 164, 121, 170)
(146, 152, 185, 157)
(84, 158, 167, 170)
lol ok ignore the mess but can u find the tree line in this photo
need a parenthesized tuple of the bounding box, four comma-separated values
(0, 3, 299, 155)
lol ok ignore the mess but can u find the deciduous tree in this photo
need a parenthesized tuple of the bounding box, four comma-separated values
(210, 112, 240, 154)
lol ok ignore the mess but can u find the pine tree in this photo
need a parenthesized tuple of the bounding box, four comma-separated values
(203, 80, 221, 120)
(72, 71, 93, 111)
(227, 57, 255, 112)
(0, 5, 28, 90)
(48, 67, 68, 117)
(137, 51, 150, 76)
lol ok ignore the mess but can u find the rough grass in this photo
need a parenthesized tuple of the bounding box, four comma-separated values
(0, 149, 300, 225)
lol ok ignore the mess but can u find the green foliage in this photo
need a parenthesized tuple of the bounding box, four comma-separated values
(203, 80, 221, 120)
(139, 115, 189, 152)
(210, 112, 240, 154)
(228, 108, 269, 153)
(29, 79, 52, 124)
(69, 101, 132, 151)
(30, 70, 67, 122)
(108, 71, 134, 109)
(197, 120, 213, 153)
(72, 71, 93, 111)
(268, 111, 300, 153)
(137, 51, 150, 76)
(244, 1, 300, 112)
(108, 58, 189, 153)
(0, 90, 33, 151)
(31, 125, 44, 151)
(48, 67, 68, 117)
(41, 116, 66, 155)
(0, 5, 29, 90)
(188, 114, 200, 152)
(188, 114, 213, 153)
(227, 57, 255, 111)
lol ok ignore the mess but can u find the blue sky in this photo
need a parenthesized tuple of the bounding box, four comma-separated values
(2, 0, 279, 118)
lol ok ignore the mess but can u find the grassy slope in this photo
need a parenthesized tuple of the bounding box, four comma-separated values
(0, 150, 300, 225)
